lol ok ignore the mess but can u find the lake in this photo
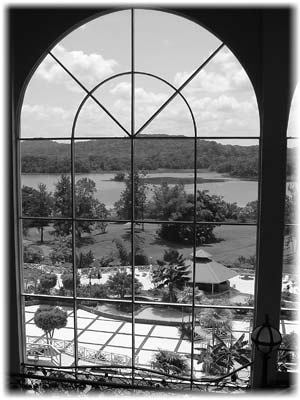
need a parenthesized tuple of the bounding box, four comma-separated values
(21, 171, 258, 208)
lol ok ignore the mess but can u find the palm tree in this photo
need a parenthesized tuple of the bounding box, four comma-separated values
(151, 249, 190, 303)
(174, 286, 206, 322)
(199, 308, 233, 331)
(194, 333, 250, 376)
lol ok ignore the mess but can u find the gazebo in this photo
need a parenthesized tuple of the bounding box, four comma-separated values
(186, 249, 238, 294)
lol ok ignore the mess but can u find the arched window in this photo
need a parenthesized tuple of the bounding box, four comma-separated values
(10, 6, 295, 392)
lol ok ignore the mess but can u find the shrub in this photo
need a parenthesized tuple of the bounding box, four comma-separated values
(152, 349, 189, 376)
(199, 308, 233, 332)
(34, 305, 68, 344)
(77, 284, 108, 299)
(24, 246, 43, 263)
(130, 252, 149, 265)
(39, 274, 57, 290)
(61, 273, 81, 292)
(76, 250, 95, 269)
(113, 172, 125, 182)
(178, 322, 206, 341)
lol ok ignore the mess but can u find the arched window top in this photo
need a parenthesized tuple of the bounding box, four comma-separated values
(20, 9, 259, 139)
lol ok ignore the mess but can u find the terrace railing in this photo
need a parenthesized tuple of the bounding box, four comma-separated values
(26, 342, 62, 366)
(15, 362, 254, 394)
(26, 336, 137, 367)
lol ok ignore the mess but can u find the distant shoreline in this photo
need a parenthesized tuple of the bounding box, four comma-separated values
(21, 169, 260, 182)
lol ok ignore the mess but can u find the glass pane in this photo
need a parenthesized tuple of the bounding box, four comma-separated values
(287, 83, 299, 137)
(91, 75, 131, 136)
(283, 224, 297, 274)
(75, 139, 131, 219)
(193, 224, 256, 305)
(284, 140, 298, 299)
(287, 138, 298, 182)
(24, 296, 75, 366)
(135, 9, 221, 86)
(286, 139, 298, 226)
(181, 45, 259, 137)
(281, 238, 298, 344)
(196, 139, 259, 222)
(76, 300, 133, 367)
(193, 306, 253, 380)
(136, 93, 195, 137)
(75, 222, 136, 301)
(130, 223, 256, 305)
(277, 317, 298, 373)
(21, 140, 71, 218)
(134, 73, 174, 134)
(134, 303, 192, 377)
(22, 220, 73, 296)
(132, 223, 193, 304)
(51, 10, 131, 90)
(134, 138, 195, 221)
(21, 56, 86, 138)
(74, 95, 130, 138)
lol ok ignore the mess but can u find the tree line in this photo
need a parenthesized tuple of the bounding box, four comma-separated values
(20, 137, 297, 179)
(20, 137, 289, 180)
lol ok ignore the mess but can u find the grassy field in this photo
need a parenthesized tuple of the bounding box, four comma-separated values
(25, 223, 256, 265)
(24, 221, 296, 275)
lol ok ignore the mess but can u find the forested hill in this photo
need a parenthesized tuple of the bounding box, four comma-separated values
(20, 137, 296, 179)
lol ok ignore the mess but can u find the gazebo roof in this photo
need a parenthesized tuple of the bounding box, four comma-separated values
(191, 249, 212, 260)
(190, 249, 213, 260)
(186, 260, 238, 284)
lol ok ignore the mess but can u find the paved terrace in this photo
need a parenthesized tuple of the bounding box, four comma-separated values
(25, 305, 255, 376)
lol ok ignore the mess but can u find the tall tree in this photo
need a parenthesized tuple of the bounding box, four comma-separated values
(53, 175, 72, 236)
(152, 249, 190, 303)
(114, 170, 148, 221)
(94, 201, 110, 233)
(149, 184, 227, 245)
(53, 175, 108, 239)
(22, 183, 52, 243)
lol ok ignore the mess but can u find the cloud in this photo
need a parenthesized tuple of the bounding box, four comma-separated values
(21, 101, 129, 138)
(21, 104, 75, 137)
(110, 82, 168, 103)
(109, 81, 169, 128)
(110, 81, 131, 99)
(174, 46, 252, 95)
(36, 44, 118, 91)
(163, 39, 171, 46)
(22, 104, 69, 120)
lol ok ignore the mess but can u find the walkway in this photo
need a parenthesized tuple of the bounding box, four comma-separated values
(25, 304, 254, 375)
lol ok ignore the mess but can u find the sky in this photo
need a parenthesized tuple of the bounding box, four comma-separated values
(20, 8, 296, 142)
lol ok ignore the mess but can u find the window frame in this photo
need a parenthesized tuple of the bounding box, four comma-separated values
(8, 6, 295, 390)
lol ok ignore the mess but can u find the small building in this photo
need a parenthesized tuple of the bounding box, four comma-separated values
(186, 249, 238, 294)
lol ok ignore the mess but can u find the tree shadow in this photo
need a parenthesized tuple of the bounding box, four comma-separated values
(151, 236, 191, 251)
(200, 237, 224, 247)
(76, 236, 95, 248)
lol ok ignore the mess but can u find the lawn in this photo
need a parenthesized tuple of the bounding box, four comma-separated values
(24, 222, 296, 275)
(25, 222, 257, 267)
